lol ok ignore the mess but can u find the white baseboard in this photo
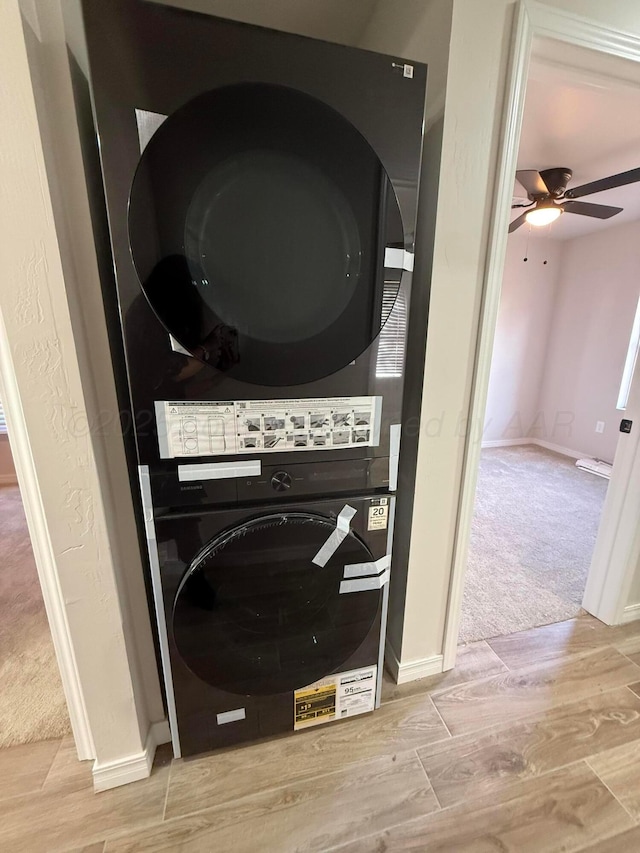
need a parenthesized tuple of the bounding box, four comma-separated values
(384, 638, 444, 684)
(531, 439, 584, 460)
(92, 721, 169, 792)
(0, 473, 18, 485)
(621, 603, 640, 625)
(481, 438, 530, 449)
(481, 437, 587, 461)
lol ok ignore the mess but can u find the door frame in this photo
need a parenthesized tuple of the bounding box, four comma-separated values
(442, 0, 640, 670)
(0, 314, 94, 759)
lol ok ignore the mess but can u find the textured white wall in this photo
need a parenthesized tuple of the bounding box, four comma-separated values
(483, 232, 561, 443)
(2, 0, 162, 766)
(536, 220, 640, 461)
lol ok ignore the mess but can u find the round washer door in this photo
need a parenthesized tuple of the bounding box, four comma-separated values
(172, 512, 381, 696)
(128, 83, 405, 386)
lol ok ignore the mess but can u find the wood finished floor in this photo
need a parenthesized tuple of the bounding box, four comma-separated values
(6, 615, 640, 851)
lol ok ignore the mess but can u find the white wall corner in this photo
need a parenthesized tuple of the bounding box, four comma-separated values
(621, 603, 640, 625)
(92, 721, 168, 792)
(384, 637, 444, 684)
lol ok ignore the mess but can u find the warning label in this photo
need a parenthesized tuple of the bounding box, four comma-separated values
(368, 497, 389, 531)
(155, 396, 382, 459)
(294, 665, 377, 731)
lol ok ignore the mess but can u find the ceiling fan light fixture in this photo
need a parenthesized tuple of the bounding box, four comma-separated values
(525, 200, 563, 227)
(510, 165, 640, 234)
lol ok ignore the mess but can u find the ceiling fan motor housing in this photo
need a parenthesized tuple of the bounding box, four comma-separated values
(538, 167, 572, 198)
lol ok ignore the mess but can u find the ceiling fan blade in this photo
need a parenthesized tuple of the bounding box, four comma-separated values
(563, 201, 622, 219)
(516, 170, 550, 197)
(565, 167, 640, 199)
(509, 212, 529, 233)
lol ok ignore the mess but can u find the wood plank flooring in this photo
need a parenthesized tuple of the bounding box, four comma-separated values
(579, 824, 640, 852)
(332, 764, 634, 852)
(431, 646, 640, 736)
(419, 687, 640, 808)
(163, 687, 448, 820)
(381, 639, 507, 703)
(0, 738, 60, 800)
(4, 614, 640, 852)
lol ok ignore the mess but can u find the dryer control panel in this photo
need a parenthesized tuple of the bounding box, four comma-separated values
(148, 456, 391, 510)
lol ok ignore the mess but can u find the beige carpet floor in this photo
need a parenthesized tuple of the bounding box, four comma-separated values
(459, 445, 609, 644)
(0, 485, 71, 747)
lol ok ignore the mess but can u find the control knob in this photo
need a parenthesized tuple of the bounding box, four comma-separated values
(270, 470, 292, 492)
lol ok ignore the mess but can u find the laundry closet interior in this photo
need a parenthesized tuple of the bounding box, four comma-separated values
(74, 0, 430, 758)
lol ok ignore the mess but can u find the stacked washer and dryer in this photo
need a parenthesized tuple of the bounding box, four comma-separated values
(79, 0, 427, 758)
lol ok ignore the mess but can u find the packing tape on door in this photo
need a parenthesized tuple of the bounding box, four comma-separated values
(343, 554, 390, 579)
(340, 570, 390, 594)
(312, 505, 357, 567)
(384, 247, 414, 271)
(389, 424, 401, 492)
(216, 707, 246, 725)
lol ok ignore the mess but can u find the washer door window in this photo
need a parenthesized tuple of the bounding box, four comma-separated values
(172, 513, 380, 695)
(128, 83, 404, 386)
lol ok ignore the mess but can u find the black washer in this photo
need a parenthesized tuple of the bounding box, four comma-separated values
(172, 511, 378, 696)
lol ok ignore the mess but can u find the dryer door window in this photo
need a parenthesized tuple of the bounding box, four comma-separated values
(128, 83, 404, 386)
(172, 512, 380, 696)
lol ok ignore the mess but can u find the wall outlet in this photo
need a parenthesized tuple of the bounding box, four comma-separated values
(596, 421, 605, 434)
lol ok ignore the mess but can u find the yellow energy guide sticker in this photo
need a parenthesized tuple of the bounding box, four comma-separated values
(294, 666, 377, 731)
(294, 682, 336, 729)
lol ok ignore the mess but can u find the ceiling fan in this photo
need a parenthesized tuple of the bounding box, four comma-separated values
(509, 166, 640, 233)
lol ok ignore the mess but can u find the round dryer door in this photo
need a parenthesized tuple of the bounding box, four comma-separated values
(128, 83, 405, 386)
(172, 512, 380, 696)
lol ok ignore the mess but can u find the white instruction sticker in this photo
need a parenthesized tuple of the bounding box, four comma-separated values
(155, 396, 382, 459)
(368, 497, 389, 531)
(294, 665, 377, 731)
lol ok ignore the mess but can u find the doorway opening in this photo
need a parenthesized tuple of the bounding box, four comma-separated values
(459, 42, 640, 644)
(0, 397, 71, 747)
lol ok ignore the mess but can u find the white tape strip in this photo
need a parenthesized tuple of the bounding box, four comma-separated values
(178, 460, 261, 481)
(312, 505, 357, 567)
(371, 396, 383, 447)
(216, 708, 246, 725)
(384, 247, 414, 271)
(389, 423, 401, 492)
(169, 335, 193, 357)
(138, 466, 181, 757)
(340, 569, 390, 594)
(343, 554, 391, 579)
(154, 401, 171, 460)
